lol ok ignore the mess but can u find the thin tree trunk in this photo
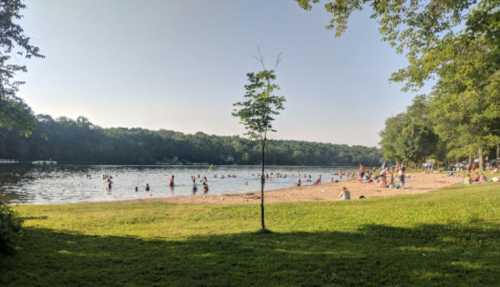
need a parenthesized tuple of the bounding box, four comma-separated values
(468, 153, 473, 171)
(496, 144, 499, 164)
(260, 134, 266, 231)
(478, 146, 484, 173)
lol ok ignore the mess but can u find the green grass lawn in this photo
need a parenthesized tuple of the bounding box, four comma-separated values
(1, 183, 499, 286)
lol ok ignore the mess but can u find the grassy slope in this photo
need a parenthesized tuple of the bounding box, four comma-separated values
(1, 183, 499, 286)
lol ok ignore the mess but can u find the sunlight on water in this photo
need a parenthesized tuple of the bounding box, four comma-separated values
(0, 165, 354, 204)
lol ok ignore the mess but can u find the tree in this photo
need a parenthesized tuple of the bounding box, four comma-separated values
(232, 70, 285, 231)
(0, 96, 34, 133)
(297, 0, 499, 170)
(380, 113, 406, 162)
(379, 95, 439, 165)
(0, 0, 43, 131)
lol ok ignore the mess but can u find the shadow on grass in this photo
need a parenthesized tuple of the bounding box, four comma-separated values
(1, 223, 499, 286)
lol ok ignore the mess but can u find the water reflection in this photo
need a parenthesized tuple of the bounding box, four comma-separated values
(0, 164, 354, 204)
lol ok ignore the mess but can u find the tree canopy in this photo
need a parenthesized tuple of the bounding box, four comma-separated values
(0, 0, 42, 131)
(233, 70, 286, 140)
(297, 0, 500, 168)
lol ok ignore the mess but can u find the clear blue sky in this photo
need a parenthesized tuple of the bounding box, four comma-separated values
(16, 0, 416, 147)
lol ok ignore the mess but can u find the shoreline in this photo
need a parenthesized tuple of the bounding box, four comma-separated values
(8, 172, 464, 206)
(147, 172, 463, 205)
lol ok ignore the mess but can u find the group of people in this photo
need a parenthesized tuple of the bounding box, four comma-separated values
(102, 174, 211, 194)
(296, 171, 356, 187)
(358, 164, 407, 189)
(191, 175, 209, 194)
(214, 174, 237, 179)
(296, 175, 322, 187)
(101, 166, 407, 197)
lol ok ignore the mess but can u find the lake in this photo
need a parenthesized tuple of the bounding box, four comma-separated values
(0, 164, 355, 204)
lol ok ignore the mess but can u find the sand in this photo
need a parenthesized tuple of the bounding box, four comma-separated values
(153, 172, 463, 205)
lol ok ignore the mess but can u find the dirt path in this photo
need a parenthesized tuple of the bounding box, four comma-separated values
(152, 172, 462, 205)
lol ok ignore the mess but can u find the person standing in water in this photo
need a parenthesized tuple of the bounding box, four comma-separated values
(192, 176, 198, 194)
(145, 183, 150, 192)
(106, 177, 113, 191)
(169, 175, 175, 188)
(203, 181, 209, 194)
(202, 176, 209, 194)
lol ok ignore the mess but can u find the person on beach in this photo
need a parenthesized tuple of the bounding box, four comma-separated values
(399, 166, 406, 188)
(464, 173, 472, 184)
(389, 168, 395, 188)
(145, 183, 150, 192)
(339, 187, 351, 200)
(358, 164, 365, 181)
(297, 178, 302, 187)
(135, 186, 138, 192)
(379, 167, 388, 187)
(313, 175, 322, 185)
(169, 175, 175, 188)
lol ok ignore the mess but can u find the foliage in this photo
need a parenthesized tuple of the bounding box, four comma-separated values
(0, 96, 35, 134)
(1, 183, 499, 286)
(297, 0, 482, 54)
(380, 95, 440, 164)
(425, 34, 500, 161)
(0, 114, 381, 165)
(0, 0, 43, 131)
(297, 0, 500, 165)
(233, 70, 285, 140)
(0, 200, 22, 254)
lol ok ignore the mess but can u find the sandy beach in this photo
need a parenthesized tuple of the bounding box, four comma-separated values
(155, 172, 463, 205)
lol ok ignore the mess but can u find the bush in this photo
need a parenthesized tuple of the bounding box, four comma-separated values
(0, 200, 22, 254)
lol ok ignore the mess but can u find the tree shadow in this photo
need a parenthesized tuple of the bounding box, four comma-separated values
(1, 223, 499, 286)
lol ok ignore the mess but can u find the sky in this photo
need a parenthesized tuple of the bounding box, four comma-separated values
(16, 0, 416, 147)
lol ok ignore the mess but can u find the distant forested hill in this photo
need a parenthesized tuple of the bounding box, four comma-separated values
(0, 115, 381, 165)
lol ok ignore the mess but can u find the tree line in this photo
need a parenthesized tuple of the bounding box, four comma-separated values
(380, 95, 499, 168)
(0, 113, 381, 166)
